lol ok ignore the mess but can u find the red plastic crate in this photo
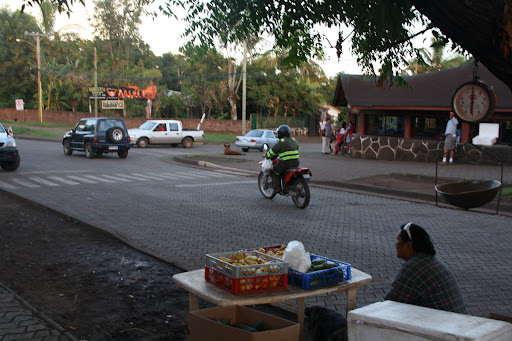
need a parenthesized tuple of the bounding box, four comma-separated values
(205, 267, 288, 294)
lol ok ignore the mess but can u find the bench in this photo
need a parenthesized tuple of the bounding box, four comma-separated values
(473, 123, 500, 146)
(347, 301, 512, 341)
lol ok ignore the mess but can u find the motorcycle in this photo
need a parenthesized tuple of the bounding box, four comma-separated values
(258, 149, 312, 209)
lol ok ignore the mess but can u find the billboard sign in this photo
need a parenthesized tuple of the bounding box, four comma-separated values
(89, 85, 156, 100)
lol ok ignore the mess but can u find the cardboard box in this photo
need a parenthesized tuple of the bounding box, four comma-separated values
(188, 305, 300, 341)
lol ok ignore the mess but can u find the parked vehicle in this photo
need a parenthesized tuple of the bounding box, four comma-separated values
(0, 123, 20, 171)
(258, 149, 312, 209)
(128, 120, 204, 148)
(62, 117, 131, 159)
(235, 129, 279, 152)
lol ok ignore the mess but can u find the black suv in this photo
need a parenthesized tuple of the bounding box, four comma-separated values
(62, 117, 131, 159)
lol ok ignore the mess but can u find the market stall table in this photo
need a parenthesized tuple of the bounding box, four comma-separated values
(173, 268, 372, 340)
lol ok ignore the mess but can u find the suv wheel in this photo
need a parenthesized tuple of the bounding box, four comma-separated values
(107, 127, 125, 144)
(63, 140, 73, 155)
(118, 150, 128, 158)
(85, 143, 96, 159)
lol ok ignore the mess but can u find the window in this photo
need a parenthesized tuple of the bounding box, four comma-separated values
(169, 123, 179, 131)
(76, 119, 96, 132)
(412, 114, 446, 140)
(366, 114, 404, 137)
(265, 131, 275, 138)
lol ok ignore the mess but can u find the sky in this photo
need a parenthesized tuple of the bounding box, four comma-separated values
(2, 0, 433, 78)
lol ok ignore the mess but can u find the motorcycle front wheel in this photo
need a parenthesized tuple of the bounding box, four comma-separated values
(291, 177, 310, 209)
(258, 172, 276, 199)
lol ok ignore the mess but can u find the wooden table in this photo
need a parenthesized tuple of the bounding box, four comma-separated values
(173, 268, 372, 340)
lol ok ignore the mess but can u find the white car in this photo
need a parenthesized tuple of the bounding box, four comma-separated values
(0, 123, 20, 171)
(129, 119, 204, 148)
(235, 129, 279, 152)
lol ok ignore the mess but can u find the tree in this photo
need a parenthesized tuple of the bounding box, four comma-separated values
(404, 37, 466, 75)
(165, 0, 512, 92)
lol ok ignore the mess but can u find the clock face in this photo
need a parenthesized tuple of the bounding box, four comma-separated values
(451, 81, 496, 123)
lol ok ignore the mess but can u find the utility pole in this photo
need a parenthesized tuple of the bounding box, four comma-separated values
(94, 47, 98, 117)
(242, 40, 247, 135)
(25, 31, 50, 123)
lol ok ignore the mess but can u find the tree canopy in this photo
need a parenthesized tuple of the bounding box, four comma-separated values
(166, 0, 512, 91)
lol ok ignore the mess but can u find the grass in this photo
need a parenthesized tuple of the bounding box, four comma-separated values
(2, 120, 238, 142)
(203, 133, 237, 143)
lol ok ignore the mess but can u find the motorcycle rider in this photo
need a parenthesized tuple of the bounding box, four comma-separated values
(266, 125, 300, 194)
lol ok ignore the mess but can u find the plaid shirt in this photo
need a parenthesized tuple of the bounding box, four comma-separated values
(385, 253, 468, 314)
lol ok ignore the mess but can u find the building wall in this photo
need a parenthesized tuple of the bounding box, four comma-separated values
(0, 108, 251, 134)
(351, 135, 512, 164)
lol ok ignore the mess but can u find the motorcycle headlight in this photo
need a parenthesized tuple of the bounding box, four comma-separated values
(6, 140, 16, 148)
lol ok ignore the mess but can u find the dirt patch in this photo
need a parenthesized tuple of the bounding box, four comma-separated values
(0, 191, 190, 340)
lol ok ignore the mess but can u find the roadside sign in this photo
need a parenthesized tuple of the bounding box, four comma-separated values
(15, 99, 24, 111)
(101, 100, 124, 109)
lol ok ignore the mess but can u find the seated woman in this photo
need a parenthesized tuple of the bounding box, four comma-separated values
(385, 223, 468, 314)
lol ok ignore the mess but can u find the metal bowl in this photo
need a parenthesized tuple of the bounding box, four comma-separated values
(435, 180, 501, 209)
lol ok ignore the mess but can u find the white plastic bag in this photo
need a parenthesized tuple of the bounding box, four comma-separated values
(283, 240, 311, 273)
(261, 158, 273, 174)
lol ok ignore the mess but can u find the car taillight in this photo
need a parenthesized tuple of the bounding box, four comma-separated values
(94, 136, 98, 143)
(236, 138, 240, 141)
(250, 139, 256, 143)
(128, 136, 130, 143)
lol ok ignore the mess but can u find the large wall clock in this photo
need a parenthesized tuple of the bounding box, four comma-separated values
(451, 81, 497, 123)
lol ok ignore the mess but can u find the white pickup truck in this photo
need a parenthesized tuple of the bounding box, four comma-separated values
(128, 120, 204, 148)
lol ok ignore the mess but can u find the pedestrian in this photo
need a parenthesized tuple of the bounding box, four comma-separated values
(332, 122, 346, 155)
(320, 117, 333, 154)
(442, 112, 458, 164)
(385, 222, 468, 314)
(345, 121, 355, 155)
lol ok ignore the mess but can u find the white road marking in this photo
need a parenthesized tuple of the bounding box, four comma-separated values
(176, 180, 254, 187)
(11, 178, 40, 188)
(0, 180, 17, 189)
(48, 176, 80, 185)
(114, 173, 149, 181)
(102, 174, 131, 182)
(131, 173, 169, 180)
(29, 177, 60, 186)
(82, 175, 116, 183)
(67, 175, 97, 184)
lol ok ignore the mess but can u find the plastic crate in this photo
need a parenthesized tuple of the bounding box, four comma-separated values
(288, 254, 351, 290)
(206, 251, 288, 278)
(205, 267, 288, 294)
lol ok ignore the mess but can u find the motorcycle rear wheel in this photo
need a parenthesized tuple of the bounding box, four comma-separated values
(291, 177, 310, 209)
(258, 172, 276, 199)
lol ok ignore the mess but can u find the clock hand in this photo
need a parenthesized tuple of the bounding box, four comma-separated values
(470, 87, 475, 114)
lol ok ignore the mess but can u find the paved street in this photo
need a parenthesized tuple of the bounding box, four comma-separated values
(1, 138, 511, 339)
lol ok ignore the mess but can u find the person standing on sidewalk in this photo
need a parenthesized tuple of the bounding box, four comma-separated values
(320, 117, 333, 154)
(442, 112, 458, 164)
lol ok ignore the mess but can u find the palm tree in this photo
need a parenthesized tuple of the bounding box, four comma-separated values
(404, 37, 466, 75)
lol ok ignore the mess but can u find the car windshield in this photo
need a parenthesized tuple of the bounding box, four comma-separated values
(0, 124, 5, 133)
(246, 130, 264, 137)
(139, 121, 157, 130)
